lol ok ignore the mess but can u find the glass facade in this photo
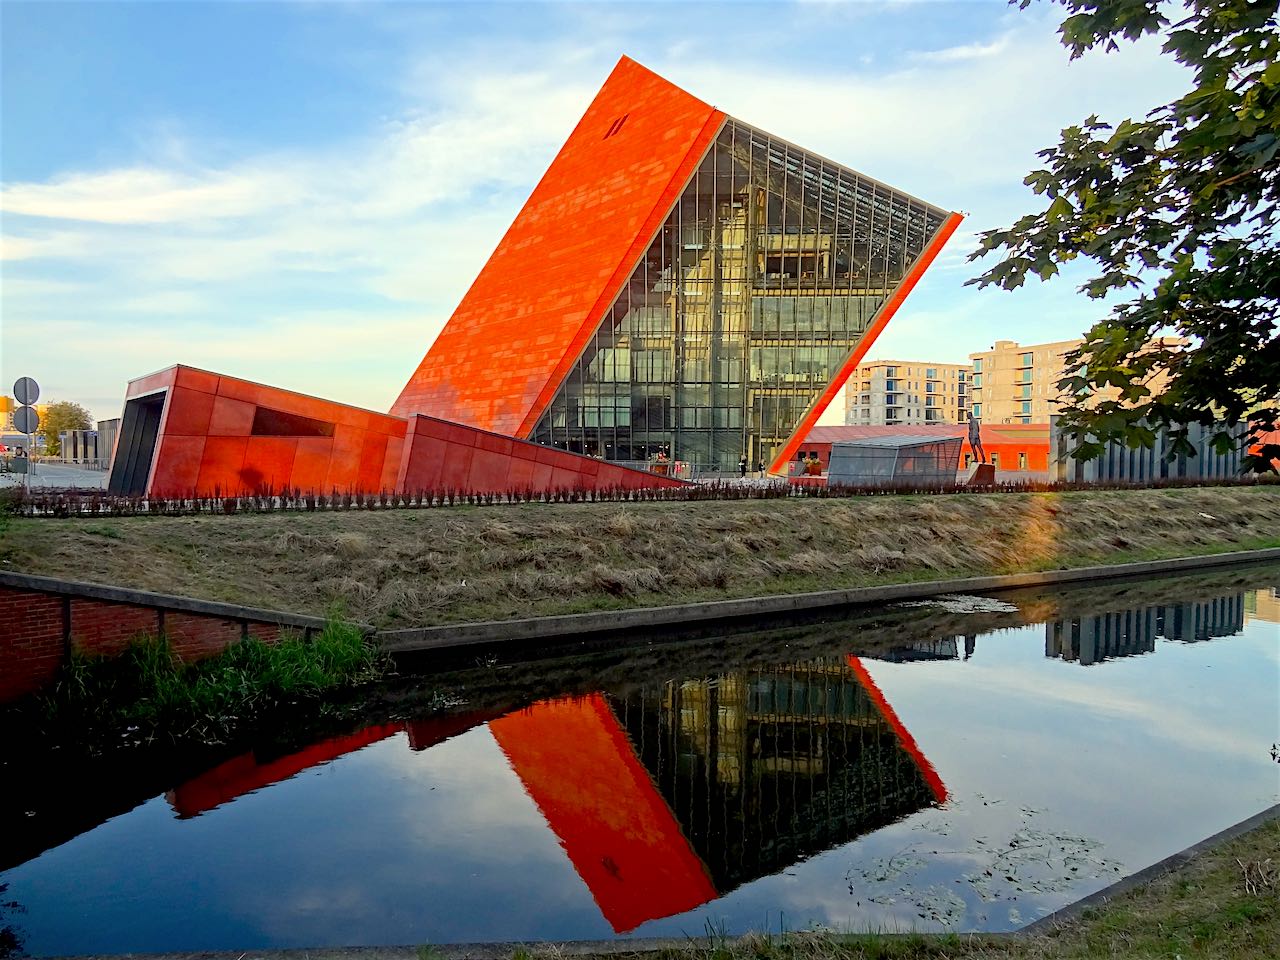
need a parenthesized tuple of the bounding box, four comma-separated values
(530, 119, 950, 470)
(827, 436, 964, 489)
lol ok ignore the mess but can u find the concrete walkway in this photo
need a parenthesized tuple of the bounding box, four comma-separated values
(0, 460, 109, 490)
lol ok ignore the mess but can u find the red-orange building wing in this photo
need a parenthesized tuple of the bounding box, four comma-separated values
(390, 56, 725, 436)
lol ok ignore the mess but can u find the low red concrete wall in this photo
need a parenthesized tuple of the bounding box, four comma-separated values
(397, 414, 689, 494)
(0, 573, 328, 703)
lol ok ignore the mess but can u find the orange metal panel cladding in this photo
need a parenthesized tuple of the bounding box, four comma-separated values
(390, 56, 726, 436)
(769, 211, 965, 475)
(490, 696, 717, 933)
(398, 414, 688, 493)
(134, 365, 406, 497)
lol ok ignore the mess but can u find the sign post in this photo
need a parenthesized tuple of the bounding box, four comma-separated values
(12, 377, 41, 490)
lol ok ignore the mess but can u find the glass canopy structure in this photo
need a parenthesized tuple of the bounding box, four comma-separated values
(394, 56, 960, 475)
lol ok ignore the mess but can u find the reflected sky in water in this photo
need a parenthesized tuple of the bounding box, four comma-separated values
(2, 568, 1277, 954)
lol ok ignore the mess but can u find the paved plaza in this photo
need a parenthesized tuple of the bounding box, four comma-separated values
(0, 461, 109, 490)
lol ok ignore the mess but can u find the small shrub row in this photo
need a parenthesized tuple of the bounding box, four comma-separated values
(7, 472, 1276, 519)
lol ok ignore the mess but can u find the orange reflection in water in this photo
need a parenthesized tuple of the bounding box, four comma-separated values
(490, 694, 718, 933)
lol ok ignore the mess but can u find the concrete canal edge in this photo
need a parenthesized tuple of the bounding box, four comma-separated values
(50, 804, 1280, 960)
(378, 545, 1280, 653)
(3, 547, 1278, 681)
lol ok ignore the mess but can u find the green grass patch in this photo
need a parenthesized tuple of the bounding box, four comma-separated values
(17, 619, 386, 750)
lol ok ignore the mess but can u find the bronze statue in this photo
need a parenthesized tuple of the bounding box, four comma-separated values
(968, 416, 986, 465)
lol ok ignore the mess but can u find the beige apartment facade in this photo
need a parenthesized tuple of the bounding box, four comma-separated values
(844, 360, 970, 426)
(968, 339, 1078, 425)
(969, 337, 1187, 425)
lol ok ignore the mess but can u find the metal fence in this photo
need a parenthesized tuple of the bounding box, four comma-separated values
(1049, 417, 1248, 484)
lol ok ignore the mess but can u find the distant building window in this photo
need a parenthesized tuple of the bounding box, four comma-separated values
(958, 370, 967, 381)
(973, 358, 983, 373)
(973, 374, 983, 387)
(1020, 352, 1034, 366)
(251, 407, 336, 438)
(926, 368, 938, 379)
(1020, 385, 1032, 399)
(1020, 416, 1032, 424)
(885, 379, 899, 391)
(885, 366, 898, 377)
(1018, 452, 1028, 469)
(1019, 369, 1033, 383)
(1021, 401, 1033, 415)
(972, 403, 982, 418)
(926, 382, 937, 394)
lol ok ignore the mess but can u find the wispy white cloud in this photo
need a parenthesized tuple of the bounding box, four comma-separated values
(0, 167, 304, 224)
(912, 36, 1012, 62)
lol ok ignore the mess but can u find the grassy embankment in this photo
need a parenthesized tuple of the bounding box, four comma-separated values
(2, 486, 1277, 627)
(531, 822, 1280, 960)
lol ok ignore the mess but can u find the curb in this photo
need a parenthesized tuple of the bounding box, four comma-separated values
(379, 546, 1280, 653)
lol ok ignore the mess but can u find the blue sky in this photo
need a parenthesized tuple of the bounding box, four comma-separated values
(1, 1, 1190, 421)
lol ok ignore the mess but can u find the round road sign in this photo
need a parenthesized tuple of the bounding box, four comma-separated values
(13, 406, 40, 434)
(14, 377, 40, 405)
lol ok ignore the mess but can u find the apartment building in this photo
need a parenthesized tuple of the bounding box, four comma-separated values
(968, 337, 1186, 424)
(843, 360, 970, 426)
(967, 339, 1078, 425)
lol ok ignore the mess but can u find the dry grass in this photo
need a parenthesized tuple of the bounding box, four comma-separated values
(1, 487, 1277, 627)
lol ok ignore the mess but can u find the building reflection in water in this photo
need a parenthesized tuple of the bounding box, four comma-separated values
(1044, 593, 1246, 666)
(14, 580, 1266, 937)
(491, 656, 945, 932)
(159, 656, 946, 934)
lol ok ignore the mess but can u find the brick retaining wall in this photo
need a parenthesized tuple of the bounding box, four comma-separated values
(0, 572, 341, 703)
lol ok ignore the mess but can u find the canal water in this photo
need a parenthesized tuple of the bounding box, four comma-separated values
(2, 565, 1277, 954)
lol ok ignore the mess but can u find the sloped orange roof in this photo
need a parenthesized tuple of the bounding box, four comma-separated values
(391, 57, 725, 436)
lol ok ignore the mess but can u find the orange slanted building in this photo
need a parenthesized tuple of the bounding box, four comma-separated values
(109, 57, 959, 497)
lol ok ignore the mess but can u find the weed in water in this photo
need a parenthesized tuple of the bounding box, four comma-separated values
(23, 619, 386, 750)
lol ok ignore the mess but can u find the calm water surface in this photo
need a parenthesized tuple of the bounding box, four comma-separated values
(2, 566, 1278, 954)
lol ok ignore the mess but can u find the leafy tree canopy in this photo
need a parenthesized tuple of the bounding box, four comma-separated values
(969, 0, 1279, 471)
(38, 400, 92, 457)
